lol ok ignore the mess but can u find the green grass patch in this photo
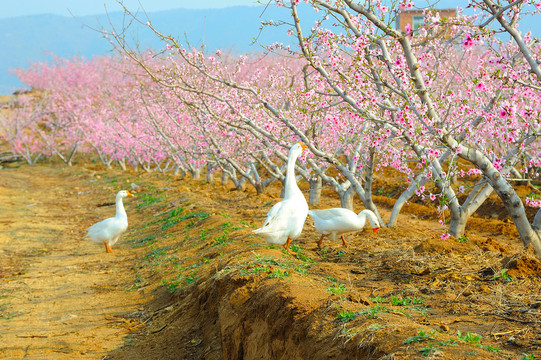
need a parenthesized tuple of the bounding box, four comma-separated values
(403, 330, 435, 344)
(268, 269, 290, 279)
(136, 192, 163, 209)
(185, 272, 198, 284)
(413, 337, 460, 356)
(370, 295, 424, 306)
(200, 228, 209, 239)
(326, 283, 347, 294)
(493, 269, 513, 282)
(144, 246, 170, 260)
(240, 220, 255, 228)
(359, 304, 389, 319)
(337, 310, 357, 322)
(213, 234, 229, 246)
(239, 266, 271, 276)
(161, 209, 211, 231)
(457, 331, 482, 345)
(129, 234, 157, 248)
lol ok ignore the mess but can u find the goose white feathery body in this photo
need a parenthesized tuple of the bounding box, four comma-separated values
(85, 190, 134, 253)
(308, 208, 380, 248)
(253, 142, 308, 255)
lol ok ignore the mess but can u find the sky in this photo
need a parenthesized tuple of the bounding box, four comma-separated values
(1, 0, 478, 19)
(0, 0, 259, 19)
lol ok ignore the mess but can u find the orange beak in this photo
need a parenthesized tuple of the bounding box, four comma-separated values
(299, 142, 308, 150)
(126, 190, 134, 197)
(373, 227, 380, 234)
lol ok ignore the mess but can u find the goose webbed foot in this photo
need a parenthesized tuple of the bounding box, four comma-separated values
(316, 234, 326, 249)
(105, 243, 117, 253)
(283, 237, 297, 255)
(340, 235, 348, 247)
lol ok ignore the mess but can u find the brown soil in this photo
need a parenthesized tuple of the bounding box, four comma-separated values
(1, 160, 540, 360)
(0, 165, 147, 359)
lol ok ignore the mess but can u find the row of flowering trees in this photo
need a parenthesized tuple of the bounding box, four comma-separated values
(1, 0, 540, 256)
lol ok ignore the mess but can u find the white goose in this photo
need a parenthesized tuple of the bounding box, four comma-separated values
(253, 142, 308, 255)
(85, 190, 134, 253)
(308, 208, 380, 248)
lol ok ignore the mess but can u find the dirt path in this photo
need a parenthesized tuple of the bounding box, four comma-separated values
(0, 165, 145, 359)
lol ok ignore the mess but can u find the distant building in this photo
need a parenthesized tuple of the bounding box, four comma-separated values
(396, 8, 457, 32)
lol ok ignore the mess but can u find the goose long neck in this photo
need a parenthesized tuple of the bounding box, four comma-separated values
(115, 195, 127, 218)
(283, 150, 300, 199)
(356, 211, 368, 227)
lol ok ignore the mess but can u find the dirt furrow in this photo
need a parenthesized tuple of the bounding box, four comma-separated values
(0, 166, 144, 359)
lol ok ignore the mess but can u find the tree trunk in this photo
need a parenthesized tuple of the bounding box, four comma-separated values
(445, 135, 541, 257)
(340, 186, 355, 210)
(389, 173, 430, 227)
(448, 209, 467, 238)
(117, 159, 126, 171)
(248, 162, 264, 194)
(493, 180, 541, 257)
(448, 182, 494, 237)
(65, 144, 78, 166)
(174, 165, 186, 179)
(237, 176, 247, 191)
(206, 164, 214, 184)
(221, 170, 230, 186)
(191, 167, 201, 180)
(309, 176, 322, 205)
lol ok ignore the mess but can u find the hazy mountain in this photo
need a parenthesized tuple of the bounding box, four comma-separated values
(1, 4, 540, 95)
(0, 5, 306, 94)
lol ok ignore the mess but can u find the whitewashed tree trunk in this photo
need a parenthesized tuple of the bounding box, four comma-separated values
(448, 182, 493, 237)
(117, 159, 126, 171)
(54, 143, 78, 166)
(174, 165, 186, 179)
(388, 170, 430, 227)
(309, 175, 322, 205)
(206, 162, 215, 184)
(221, 170, 230, 186)
(192, 168, 201, 179)
(339, 186, 355, 210)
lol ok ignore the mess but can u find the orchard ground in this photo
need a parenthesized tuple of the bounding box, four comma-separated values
(0, 154, 540, 359)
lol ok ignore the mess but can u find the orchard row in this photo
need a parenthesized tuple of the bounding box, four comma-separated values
(1, 0, 540, 255)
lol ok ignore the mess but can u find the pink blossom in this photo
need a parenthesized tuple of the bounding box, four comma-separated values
(526, 197, 541, 208)
(404, 23, 412, 36)
(462, 33, 474, 48)
(475, 82, 487, 91)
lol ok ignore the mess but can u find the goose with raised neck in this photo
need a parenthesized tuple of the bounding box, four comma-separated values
(85, 190, 134, 253)
(253, 142, 308, 255)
